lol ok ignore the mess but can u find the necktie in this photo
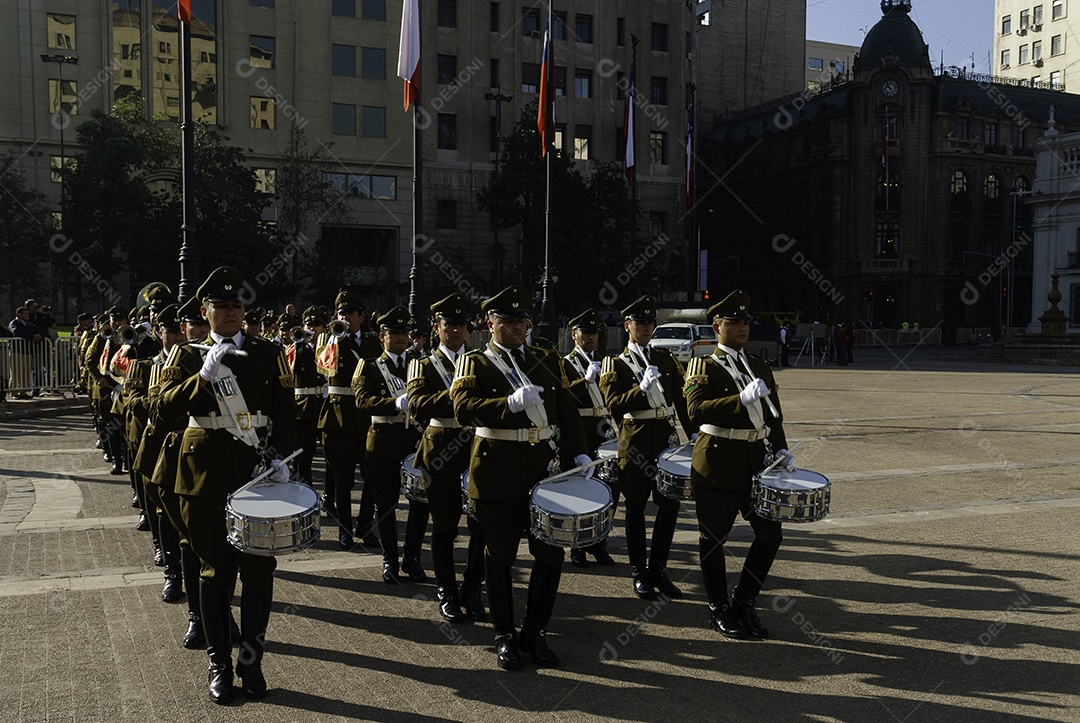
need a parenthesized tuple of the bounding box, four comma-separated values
(512, 348, 526, 368)
(220, 337, 234, 345)
(394, 356, 405, 377)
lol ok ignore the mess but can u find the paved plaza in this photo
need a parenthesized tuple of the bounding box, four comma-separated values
(1, 347, 1078, 722)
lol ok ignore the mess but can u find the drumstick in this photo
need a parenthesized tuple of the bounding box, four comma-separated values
(755, 440, 801, 478)
(189, 342, 249, 357)
(247, 448, 304, 485)
(739, 351, 780, 418)
(661, 443, 693, 461)
(538, 456, 606, 484)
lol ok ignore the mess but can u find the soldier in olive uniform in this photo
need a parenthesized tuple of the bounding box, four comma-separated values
(561, 309, 617, 568)
(684, 290, 794, 640)
(288, 306, 326, 486)
(452, 286, 591, 670)
(157, 267, 297, 704)
(317, 290, 381, 549)
(87, 306, 127, 474)
(599, 295, 696, 600)
(179, 297, 210, 341)
(408, 294, 486, 621)
(352, 307, 424, 583)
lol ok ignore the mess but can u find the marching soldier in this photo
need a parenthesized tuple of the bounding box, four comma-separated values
(157, 267, 297, 703)
(561, 309, 617, 568)
(352, 307, 424, 583)
(288, 306, 327, 487)
(408, 294, 486, 621)
(87, 306, 127, 475)
(684, 290, 793, 639)
(81, 313, 109, 453)
(452, 285, 591, 670)
(179, 297, 210, 341)
(599, 295, 695, 600)
(317, 290, 381, 549)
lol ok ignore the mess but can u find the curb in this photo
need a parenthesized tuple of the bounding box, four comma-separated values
(0, 396, 87, 422)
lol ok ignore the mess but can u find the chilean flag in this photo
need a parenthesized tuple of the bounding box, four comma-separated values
(397, 0, 420, 111)
(178, 0, 191, 24)
(537, 9, 554, 156)
(624, 52, 636, 183)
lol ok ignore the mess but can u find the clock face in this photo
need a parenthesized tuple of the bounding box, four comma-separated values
(883, 80, 900, 97)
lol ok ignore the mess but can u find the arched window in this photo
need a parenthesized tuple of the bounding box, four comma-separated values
(950, 170, 968, 194)
(984, 174, 1001, 199)
(1014, 175, 1030, 192)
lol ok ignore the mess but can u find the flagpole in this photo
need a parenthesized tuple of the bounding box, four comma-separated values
(400, 0, 423, 323)
(628, 35, 639, 268)
(540, 5, 556, 338)
(408, 75, 423, 323)
(177, 4, 198, 302)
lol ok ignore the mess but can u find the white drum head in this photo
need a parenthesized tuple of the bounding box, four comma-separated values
(596, 441, 619, 459)
(532, 477, 611, 515)
(230, 482, 318, 519)
(758, 469, 829, 492)
(403, 453, 420, 477)
(657, 444, 693, 475)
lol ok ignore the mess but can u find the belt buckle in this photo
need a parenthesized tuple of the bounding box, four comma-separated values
(656, 406, 667, 420)
(527, 427, 541, 444)
(748, 429, 760, 443)
(594, 406, 604, 417)
(237, 411, 252, 430)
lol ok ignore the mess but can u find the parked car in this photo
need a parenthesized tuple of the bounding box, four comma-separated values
(649, 323, 716, 363)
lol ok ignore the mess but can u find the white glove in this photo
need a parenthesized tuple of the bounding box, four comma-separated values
(507, 384, 543, 413)
(395, 394, 409, 414)
(738, 378, 770, 406)
(574, 454, 595, 480)
(776, 448, 797, 472)
(585, 361, 602, 383)
(638, 365, 662, 392)
(199, 342, 231, 382)
(268, 458, 290, 483)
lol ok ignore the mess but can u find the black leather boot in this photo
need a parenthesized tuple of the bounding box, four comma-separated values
(181, 548, 203, 649)
(236, 589, 272, 699)
(437, 586, 469, 623)
(199, 580, 233, 704)
(731, 593, 769, 639)
(631, 566, 658, 599)
(588, 540, 616, 565)
(161, 572, 184, 603)
(183, 611, 206, 649)
(647, 566, 683, 599)
(430, 537, 456, 591)
(519, 562, 562, 667)
(569, 547, 588, 568)
(400, 501, 429, 582)
(460, 521, 487, 621)
(709, 602, 748, 639)
(382, 560, 401, 584)
(153, 544, 165, 567)
(486, 560, 518, 670)
(107, 429, 125, 475)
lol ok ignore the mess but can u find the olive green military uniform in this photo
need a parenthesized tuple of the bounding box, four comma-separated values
(288, 307, 326, 486)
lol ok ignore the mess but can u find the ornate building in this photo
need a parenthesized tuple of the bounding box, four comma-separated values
(702, 0, 1080, 329)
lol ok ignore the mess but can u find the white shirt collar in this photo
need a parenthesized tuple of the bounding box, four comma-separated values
(716, 343, 743, 360)
(439, 343, 464, 362)
(628, 341, 649, 358)
(210, 331, 243, 348)
(491, 340, 523, 356)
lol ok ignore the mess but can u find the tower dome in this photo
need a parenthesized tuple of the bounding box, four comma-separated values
(854, 0, 931, 73)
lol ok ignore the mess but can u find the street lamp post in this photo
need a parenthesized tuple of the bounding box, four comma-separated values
(485, 90, 512, 287)
(41, 53, 78, 320)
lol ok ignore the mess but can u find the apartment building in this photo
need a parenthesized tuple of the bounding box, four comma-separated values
(994, 0, 1070, 90)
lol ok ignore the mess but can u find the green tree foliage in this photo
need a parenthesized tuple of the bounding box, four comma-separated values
(0, 152, 53, 313)
(477, 102, 641, 312)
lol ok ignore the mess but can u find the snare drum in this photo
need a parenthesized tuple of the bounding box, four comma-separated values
(530, 476, 614, 549)
(226, 481, 320, 556)
(595, 440, 620, 484)
(752, 468, 830, 522)
(656, 444, 694, 500)
(460, 470, 476, 519)
(400, 453, 428, 503)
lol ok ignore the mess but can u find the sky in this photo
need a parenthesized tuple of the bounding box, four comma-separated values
(806, 0, 996, 74)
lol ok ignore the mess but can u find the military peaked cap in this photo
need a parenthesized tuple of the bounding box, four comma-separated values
(707, 289, 754, 321)
(482, 286, 531, 318)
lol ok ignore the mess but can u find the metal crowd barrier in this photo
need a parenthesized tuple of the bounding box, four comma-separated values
(0, 337, 80, 396)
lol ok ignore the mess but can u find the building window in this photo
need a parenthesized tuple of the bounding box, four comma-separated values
(877, 173, 901, 211)
(437, 55, 457, 85)
(250, 97, 275, 129)
(332, 103, 356, 135)
(574, 124, 591, 160)
(48, 80, 78, 115)
(1020, 9, 1030, 28)
(1001, 49, 1011, 67)
(554, 66, 567, 96)
(437, 0, 456, 28)
(361, 47, 386, 79)
(521, 9, 540, 36)
(553, 12, 568, 40)
(437, 200, 457, 229)
(1002, 15, 1012, 34)
(985, 122, 998, 146)
(1012, 124, 1026, 148)
(574, 14, 593, 43)
(489, 58, 499, 88)
(489, 116, 499, 153)
(1035, 4, 1045, 25)
(331, 0, 355, 17)
(361, 106, 385, 137)
(1053, 0, 1064, 20)
(50, 156, 65, 183)
(650, 131, 667, 164)
(956, 117, 970, 140)
(254, 168, 276, 194)
(831, 60, 846, 74)
(985, 174, 1001, 199)
(1051, 70, 1063, 86)
(808, 57, 824, 71)
(876, 221, 899, 257)
(951, 170, 968, 194)
(1052, 34, 1063, 54)
(370, 175, 395, 199)
(332, 44, 355, 76)
(617, 17, 625, 46)
(1019, 44, 1029, 64)
(438, 113, 457, 149)
(521, 63, 539, 93)
(651, 23, 668, 51)
(650, 76, 668, 105)
(574, 69, 591, 98)
(649, 212, 666, 239)
(554, 124, 565, 152)
(490, 2, 499, 31)
(46, 13, 75, 50)
(249, 35, 274, 69)
(1033, 40, 1043, 59)
(327, 173, 396, 199)
(362, 0, 386, 21)
(1032, 74, 1042, 86)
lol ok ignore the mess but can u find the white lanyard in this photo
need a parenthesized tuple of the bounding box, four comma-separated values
(484, 345, 549, 429)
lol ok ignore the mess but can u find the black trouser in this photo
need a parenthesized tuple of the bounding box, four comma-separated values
(694, 486, 782, 605)
(295, 415, 318, 485)
(367, 459, 404, 564)
(144, 481, 181, 577)
(428, 471, 485, 589)
(322, 430, 361, 535)
(615, 459, 680, 571)
(160, 480, 200, 620)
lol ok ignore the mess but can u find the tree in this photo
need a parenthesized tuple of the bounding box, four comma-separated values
(0, 152, 52, 313)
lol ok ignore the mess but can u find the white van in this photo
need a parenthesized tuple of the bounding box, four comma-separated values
(649, 323, 716, 363)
